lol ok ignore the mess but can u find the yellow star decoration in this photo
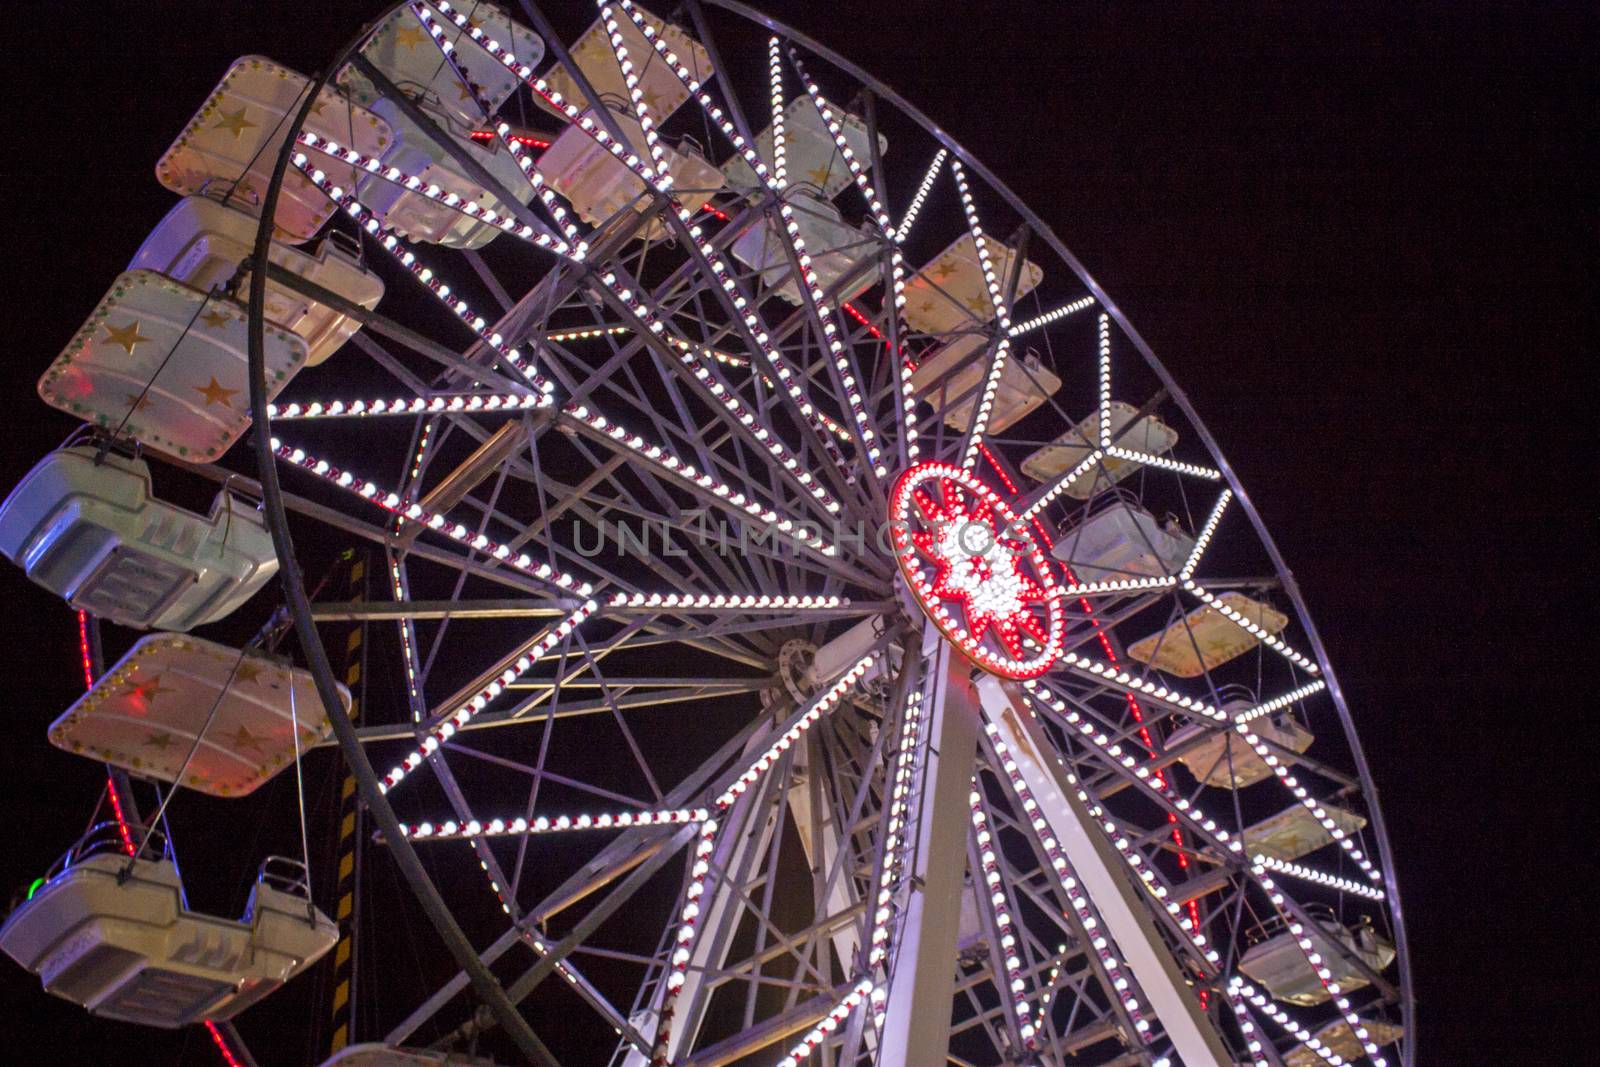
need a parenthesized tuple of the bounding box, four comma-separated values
(931, 258, 958, 282)
(199, 309, 231, 330)
(227, 724, 268, 755)
(1278, 829, 1315, 855)
(102, 320, 152, 355)
(212, 106, 258, 139)
(144, 731, 176, 752)
(807, 163, 835, 189)
(963, 292, 994, 316)
(123, 392, 152, 413)
(194, 377, 240, 408)
(642, 87, 670, 114)
(121, 674, 174, 704)
(394, 24, 427, 49)
(233, 659, 265, 686)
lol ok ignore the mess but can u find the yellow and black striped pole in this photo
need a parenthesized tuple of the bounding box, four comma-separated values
(326, 550, 368, 1055)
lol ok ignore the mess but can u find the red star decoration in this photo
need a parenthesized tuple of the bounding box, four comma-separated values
(909, 478, 1053, 659)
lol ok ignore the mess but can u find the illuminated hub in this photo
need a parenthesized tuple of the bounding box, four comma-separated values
(890, 461, 1065, 679)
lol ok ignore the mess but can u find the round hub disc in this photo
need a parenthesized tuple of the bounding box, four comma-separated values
(889, 461, 1066, 679)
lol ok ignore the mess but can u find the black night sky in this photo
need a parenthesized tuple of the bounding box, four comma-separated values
(0, 2, 1591, 1064)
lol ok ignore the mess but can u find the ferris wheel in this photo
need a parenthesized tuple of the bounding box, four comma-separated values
(0, 3, 1412, 1066)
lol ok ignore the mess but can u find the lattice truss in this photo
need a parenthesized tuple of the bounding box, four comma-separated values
(14, 1, 1410, 1064)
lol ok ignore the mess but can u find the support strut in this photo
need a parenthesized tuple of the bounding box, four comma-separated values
(875, 632, 980, 1065)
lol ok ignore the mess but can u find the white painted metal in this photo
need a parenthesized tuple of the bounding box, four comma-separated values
(911, 332, 1062, 433)
(1052, 496, 1195, 581)
(1128, 591, 1291, 678)
(0, 852, 335, 1028)
(721, 95, 883, 201)
(875, 635, 979, 1067)
(1240, 920, 1396, 1007)
(977, 674, 1234, 1067)
(811, 614, 895, 687)
(38, 271, 309, 461)
(786, 739, 863, 975)
(1243, 802, 1368, 863)
(620, 736, 785, 1066)
(156, 54, 393, 243)
(538, 108, 723, 240)
(1168, 710, 1314, 789)
(130, 195, 383, 365)
(1021, 401, 1179, 494)
(729, 191, 874, 306)
(48, 632, 347, 797)
(0, 446, 278, 631)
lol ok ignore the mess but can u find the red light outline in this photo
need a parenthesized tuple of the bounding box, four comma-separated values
(890, 462, 1065, 680)
(78, 611, 137, 859)
(467, 129, 551, 150)
(205, 1020, 244, 1067)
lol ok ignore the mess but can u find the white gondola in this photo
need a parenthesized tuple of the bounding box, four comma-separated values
(538, 109, 723, 240)
(0, 446, 278, 632)
(1052, 495, 1195, 581)
(1284, 1018, 1404, 1066)
(539, 3, 711, 125)
(909, 332, 1061, 434)
(902, 232, 1042, 336)
(321, 1045, 501, 1066)
(49, 632, 345, 798)
(1243, 802, 1368, 862)
(362, 99, 538, 249)
(1239, 915, 1396, 1006)
(1126, 592, 1290, 678)
(0, 830, 336, 1028)
(728, 190, 876, 306)
(722, 96, 885, 201)
(130, 195, 384, 366)
(955, 877, 986, 950)
(336, 5, 545, 250)
(38, 270, 309, 461)
(524, 5, 721, 244)
(1020, 400, 1180, 497)
(339, 3, 543, 130)
(1166, 709, 1313, 789)
(156, 56, 393, 244)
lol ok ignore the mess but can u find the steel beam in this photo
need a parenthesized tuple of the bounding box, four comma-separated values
(620, 747, 787, 1065)
(679, 983, 856, 1067)
(977, 676, 1233, 1067)
(876, 633, 980, 1067)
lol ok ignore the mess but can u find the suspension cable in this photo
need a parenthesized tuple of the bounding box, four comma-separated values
(123, 640, 254, 871)
(286, 660, 317, 918)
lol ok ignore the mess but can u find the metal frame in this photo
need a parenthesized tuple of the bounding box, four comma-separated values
(207, 1, 1414, 1063)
